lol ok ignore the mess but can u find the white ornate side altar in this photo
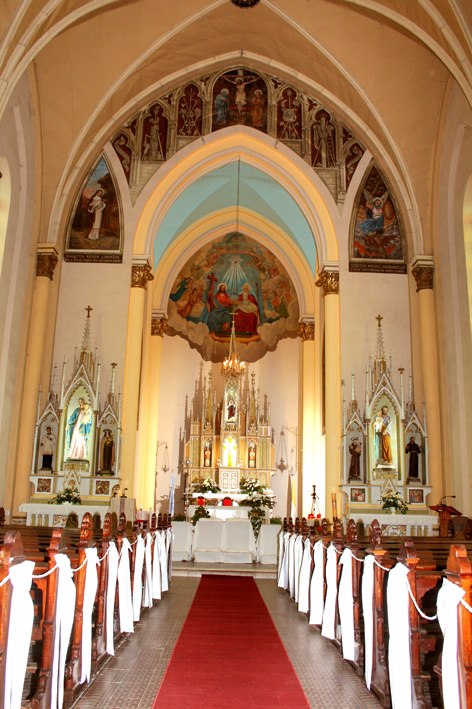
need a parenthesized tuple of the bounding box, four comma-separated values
(349, 512, 439, 537)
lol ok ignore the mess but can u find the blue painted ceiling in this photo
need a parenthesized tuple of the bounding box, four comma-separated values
(153, 161, 316, 273)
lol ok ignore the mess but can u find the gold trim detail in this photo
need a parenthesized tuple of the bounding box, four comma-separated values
(151, 317, 168, 337)
(315, 270, 339, 295)
(36, 252, 58, 280)
(298, 321, 315, 341)
(131, 264, 154, 289)
(412, 265, 433, 291)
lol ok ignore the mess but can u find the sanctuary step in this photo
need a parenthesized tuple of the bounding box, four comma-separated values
(171, 560, 277, 579)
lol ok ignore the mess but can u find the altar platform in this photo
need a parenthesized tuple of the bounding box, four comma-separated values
(171, 560, 278, 579)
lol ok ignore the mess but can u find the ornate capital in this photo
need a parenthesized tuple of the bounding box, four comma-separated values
(412, 264, 433, 292)
(298, 320, 315, 341)
(36, 251, 58, 280)
(315, 270, 339, 296)
(151, 317, 168, 337)
(131, 263, 154, 289)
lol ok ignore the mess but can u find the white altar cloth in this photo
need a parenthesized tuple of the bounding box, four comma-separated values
(258, 524, 281, 564)
(192, 519, 257, 563)
(193, 519, 225, 562)
(172, 521, 193, 561)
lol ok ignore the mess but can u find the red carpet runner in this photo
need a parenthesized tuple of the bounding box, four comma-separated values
(153, 575, 310, 708)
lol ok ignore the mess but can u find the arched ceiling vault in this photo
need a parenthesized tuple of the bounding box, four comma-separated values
(132, 127, 337, 267)
(1, 1, 469, 258)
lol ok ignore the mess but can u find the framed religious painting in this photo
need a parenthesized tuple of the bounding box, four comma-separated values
(65, 155, 123, 262)
(349, 163, 406, 274)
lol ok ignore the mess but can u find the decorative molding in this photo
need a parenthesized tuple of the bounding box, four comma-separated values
(315, 270, 339, 296)
(36, 251, 58, 280)
(131, 263, 154, 289)
(151, 317, 168, 337)
(411, 264, 433, 291)
(298, 320, 315, 341)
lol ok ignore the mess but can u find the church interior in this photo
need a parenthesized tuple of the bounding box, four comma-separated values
(1, 0, 472, 707)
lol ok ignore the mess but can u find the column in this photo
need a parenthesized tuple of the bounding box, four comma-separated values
(298, 318, 315, 518)
(140, 314, 167, 509)
(411, 258, 443, 503)
(13, 246, 58, 514)
(315, 269, 341, 518)
(120, 260, 154, 499)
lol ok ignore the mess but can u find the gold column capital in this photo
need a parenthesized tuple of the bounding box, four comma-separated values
(131, 263, 154, 289)
(298, 319, 315, 341)
(151, 316, 168, 336)
(411, 264, 434, 292)
(36, 250, 58, 280)
(315, 270, 339, 296)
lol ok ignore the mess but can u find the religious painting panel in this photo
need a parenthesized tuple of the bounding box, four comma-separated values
(37, 478, 52, 493)
(141, 103, 168, 162)
(65, 156, 123, 263)
(177, 84, 203, 137)
(277, 88, 302, 141)
(311, 110, 336, 168)
(212, 69, 267, 131)
(167, 232, 299, 362)
(408, 489, 424, 504)
(350, 164, 406, 273)
(350, 488, 366, 503)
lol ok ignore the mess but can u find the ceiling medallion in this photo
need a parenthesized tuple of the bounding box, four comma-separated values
(231, 0, 261, 7)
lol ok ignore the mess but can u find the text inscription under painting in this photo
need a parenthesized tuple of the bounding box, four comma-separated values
(66, 157, 122, 263)
(350, 165, 406, 274)
(167, 233, 299, 362)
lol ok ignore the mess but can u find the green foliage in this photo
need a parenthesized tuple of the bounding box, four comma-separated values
(172, 514, 186, 522)
(195, 477, 221, 494)
(381, 491, 408, 515)
(240, 478, 276, 538)
(48, 486, 82, 505)
(270, 516, 283, 525)
(191, 505, 211, 526)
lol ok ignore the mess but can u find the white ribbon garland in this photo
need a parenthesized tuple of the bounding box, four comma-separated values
(4, 560, 34, 709)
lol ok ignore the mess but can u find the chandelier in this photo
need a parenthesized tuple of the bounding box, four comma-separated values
(222, 316, 245, 378)
(231, 0, 261, 7)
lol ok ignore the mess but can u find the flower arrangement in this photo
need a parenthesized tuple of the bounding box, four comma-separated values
(191, 505, 210, 526)
(195, 477, 221, 494)
(381, 491, 408, 515)
(239, 478, 276, 538)
(48, 485, 82, 505)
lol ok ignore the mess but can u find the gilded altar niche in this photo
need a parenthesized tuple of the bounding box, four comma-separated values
(184, 363, 276, 496)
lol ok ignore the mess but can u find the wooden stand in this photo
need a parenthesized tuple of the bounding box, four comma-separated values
(429, 503, 462, 537)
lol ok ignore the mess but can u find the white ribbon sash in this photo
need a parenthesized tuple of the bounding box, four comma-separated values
(4, 560, 34, 709)
(105, 542, 119, 655)
(80, 548, 99, 683)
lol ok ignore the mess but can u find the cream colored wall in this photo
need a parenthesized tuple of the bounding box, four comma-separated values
(155, 334, 299, 518)
(0, 73, 37, 515)
(435, 82, 472, 515)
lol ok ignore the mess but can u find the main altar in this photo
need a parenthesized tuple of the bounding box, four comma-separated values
(184, 320, 276, 511)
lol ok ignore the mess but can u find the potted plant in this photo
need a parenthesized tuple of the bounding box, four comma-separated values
(239, 478, 276, 538)
(381, 491, 408, 515)
(48, 485, 82, 505)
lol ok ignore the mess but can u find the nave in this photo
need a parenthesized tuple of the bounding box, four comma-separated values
(72, 575, 381, 709)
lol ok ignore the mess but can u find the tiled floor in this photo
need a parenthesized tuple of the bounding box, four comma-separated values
(72, 576, 382, 709)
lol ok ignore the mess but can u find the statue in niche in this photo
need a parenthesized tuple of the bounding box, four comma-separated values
(40, 426, 56, 470)
(204, 444, 211, 467)
(248, 444, 256, 468)
(66, 397, 92, 460)
(405, 436, 422, 479)
(100, 429, 115, 474)
(348, 437, 362, 479)
(374, 405, 393, 466)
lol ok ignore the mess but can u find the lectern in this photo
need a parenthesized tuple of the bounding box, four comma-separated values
(429, 503, 462, 537)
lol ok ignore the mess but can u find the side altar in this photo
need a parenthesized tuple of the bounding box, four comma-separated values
(184, 321, 276, 513)
(340, 315, 438, 536)
(20, 307, 128, 526)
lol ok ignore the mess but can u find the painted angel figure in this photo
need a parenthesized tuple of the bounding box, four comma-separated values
(360, 189, 389, 235)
